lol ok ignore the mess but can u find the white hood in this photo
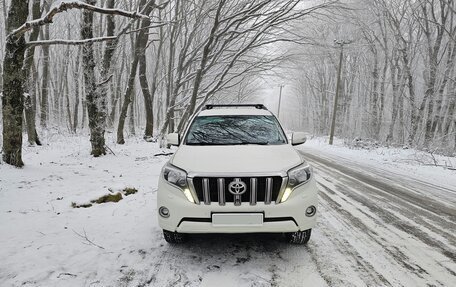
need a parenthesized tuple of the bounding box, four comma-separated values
(171, 144, 302, 174)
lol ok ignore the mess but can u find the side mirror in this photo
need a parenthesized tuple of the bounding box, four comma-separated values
(167, 133, 180, 146)
(291, 132, 307, 146)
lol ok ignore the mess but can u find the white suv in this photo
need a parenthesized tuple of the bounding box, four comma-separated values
(157, 104, 318, 244)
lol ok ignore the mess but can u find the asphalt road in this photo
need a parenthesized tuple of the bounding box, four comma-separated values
(145, 149, 456, 286)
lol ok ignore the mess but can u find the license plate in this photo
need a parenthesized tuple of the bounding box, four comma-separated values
(212, 213, 264, 227)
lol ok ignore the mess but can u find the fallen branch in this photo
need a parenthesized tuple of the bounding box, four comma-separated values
(154, 152, 174, 157)
(73, 229, 105, 250)
(104, 144, 116, 156)
(57, 272, 77, 278)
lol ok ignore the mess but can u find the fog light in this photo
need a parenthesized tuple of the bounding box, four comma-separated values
(306, 205, 316, 217)
(159, 206, 170, 218)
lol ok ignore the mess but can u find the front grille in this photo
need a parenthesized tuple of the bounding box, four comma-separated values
(192, 176, 283, 205)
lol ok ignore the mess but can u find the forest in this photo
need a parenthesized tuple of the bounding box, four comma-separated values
(1, 2, 456, 286)
(1, 0, 455, 167)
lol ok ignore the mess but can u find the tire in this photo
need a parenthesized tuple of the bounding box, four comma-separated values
(285, 229, 312, 244)
(163, 230, 187, 244)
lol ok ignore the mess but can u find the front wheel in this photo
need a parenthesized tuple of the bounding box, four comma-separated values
(285, 229, 312, 244)
(163, 230, 187, 244)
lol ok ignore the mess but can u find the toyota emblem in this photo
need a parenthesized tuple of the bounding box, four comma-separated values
(228, 178, 247, 195)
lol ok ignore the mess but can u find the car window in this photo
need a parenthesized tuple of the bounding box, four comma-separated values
(185, 115, 287, 145)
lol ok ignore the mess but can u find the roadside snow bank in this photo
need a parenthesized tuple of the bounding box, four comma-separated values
(300, 137, 456, 190)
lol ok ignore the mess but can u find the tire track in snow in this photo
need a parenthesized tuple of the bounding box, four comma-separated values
(318, 189, 430, 278)
(310, 199, 394, 286)
(302, 151, 456, 219)
(303, 150, 456, 243)
(300, 150, 456, 286)
(302, 149, 456, 205)
(310, 156, 456, 258)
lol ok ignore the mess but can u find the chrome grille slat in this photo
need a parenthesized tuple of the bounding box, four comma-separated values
(192, 176, 282, 205)
(265, 177, 273, 204)
(202, 178, 210, 205)
(217, 178, 225, 206)
(250, 178, 257, 205)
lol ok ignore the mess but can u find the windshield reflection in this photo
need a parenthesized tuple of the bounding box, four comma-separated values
(185, 115, 287, 146)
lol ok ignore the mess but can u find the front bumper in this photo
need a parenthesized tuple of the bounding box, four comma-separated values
(157, 177, 318, 234)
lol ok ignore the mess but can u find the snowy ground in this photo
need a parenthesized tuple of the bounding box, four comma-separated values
(0, 135, 455, 286)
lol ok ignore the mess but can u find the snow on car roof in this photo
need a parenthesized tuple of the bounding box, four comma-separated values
(198, 108, 273, 116)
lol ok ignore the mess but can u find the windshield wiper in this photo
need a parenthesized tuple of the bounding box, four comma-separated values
(236, 141, 269, 145)
(186, 141, 270, 146)
(186, 142, 220, 146)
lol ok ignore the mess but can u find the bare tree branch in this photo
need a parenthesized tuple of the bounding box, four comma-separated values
(8, 1, 154, 40)
(26, 36, 117, 47)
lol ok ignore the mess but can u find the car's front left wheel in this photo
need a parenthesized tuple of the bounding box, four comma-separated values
(285, 229, 312, 244)
(163, 230, 187, 244)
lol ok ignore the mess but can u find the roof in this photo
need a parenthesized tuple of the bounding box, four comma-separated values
(198, 107, 273, 116)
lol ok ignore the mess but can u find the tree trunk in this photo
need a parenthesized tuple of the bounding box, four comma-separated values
(39, 10, 50, 128)
(421, 1, 447, 147)
(97, 0, 115, 133)
(116, 54, 139, 144)
(81, 0, 106, 157)
(64, 62, 72, 131)
(0, 62, 2, 91)
(24, 93, 41, 146)
(116, 0, 154, 144)
(73, 47, 81, 133)
(433, 43, 456, 138)
(423, 60, 438, 147)
(163, 1, 179, 134)
(441, 71, 456, 148)
(129, 90, 136, 135)
(139, 52, 154, 139)
(386, 60, 400, 144)
(1, 0, 6, 20)
(109, 52, 125, 127)
(1, 0, 30, 167)
(137, 5, 157, 140)
(23, 0, 41, 146)
(81, 98, 87, 129)
(370, 48, 379, 139)
(376, 47, 388, 139)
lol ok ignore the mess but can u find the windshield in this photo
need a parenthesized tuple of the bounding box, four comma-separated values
(184, 115, 287, 146)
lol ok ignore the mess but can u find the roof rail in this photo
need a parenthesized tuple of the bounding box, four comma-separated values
(203, 104, 267, 110)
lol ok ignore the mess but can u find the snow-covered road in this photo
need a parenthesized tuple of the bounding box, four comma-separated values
(0, 138, 455, 286)
(299, 148, 456, 286)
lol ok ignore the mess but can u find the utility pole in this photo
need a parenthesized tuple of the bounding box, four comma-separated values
(277, 84, 284, 119)
(329, 40, 351, 145)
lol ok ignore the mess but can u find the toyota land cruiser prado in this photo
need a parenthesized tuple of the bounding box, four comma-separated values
(157, 104, 318, 244)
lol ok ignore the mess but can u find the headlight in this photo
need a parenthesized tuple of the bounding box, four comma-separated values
(162, 163, 196, 203)
(287, 163, 312, 188)
(279, 163, 312, 203)
(162, 163, 188, 189)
